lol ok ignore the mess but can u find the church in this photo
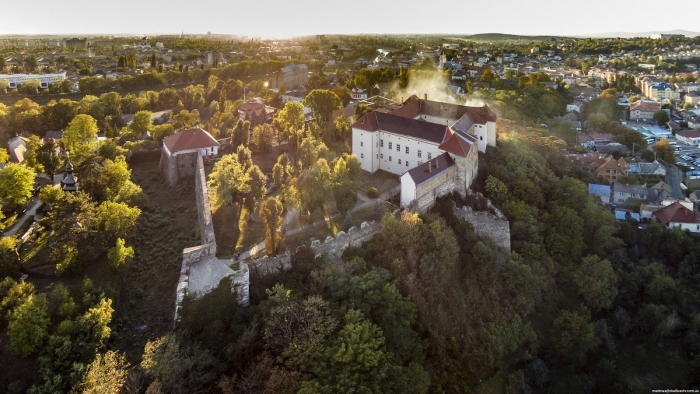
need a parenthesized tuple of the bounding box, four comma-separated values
(351, 95, 497, 212)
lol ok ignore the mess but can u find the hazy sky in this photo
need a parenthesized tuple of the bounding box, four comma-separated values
(2, 0, 699, 38)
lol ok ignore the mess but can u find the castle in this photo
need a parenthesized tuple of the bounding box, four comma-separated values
(351, 95, 497, 212)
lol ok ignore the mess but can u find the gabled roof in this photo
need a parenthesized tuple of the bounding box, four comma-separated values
(653, 201, 700, 224)
(163, 127, 219, 153)
(438, 130, 474, 157)
(588, 183, 611, 197)
(631, 100, 662, 113)
(677, 130, 700, 139)
(405, 153, 455, 185)
(351, 111, 449, 144)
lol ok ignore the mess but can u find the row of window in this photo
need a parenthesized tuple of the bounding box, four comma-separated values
(361, 140, 433, 160)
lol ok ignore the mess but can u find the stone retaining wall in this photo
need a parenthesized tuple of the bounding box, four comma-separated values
(455, 205, 511, 251)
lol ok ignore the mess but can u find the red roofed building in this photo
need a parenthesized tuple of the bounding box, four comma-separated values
(237, 99, 276, 128)
(653, 201, 700, 233)
(676, 130, 700, 146)
(630, 100, 662, 121)
(351, 96, 490, 212)
(160, 127, 220, 186)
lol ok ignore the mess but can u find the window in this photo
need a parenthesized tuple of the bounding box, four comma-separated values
(427, 152, 432, 160)
(381, 139, 384, 147)
(389, 142, 392, 149)
(397, 144, 400, 152)
(398, 159, 402, 164)
(480, 136, 483, 141)
(360, 141, 364, 147)
(361, 153, 364, 158)
(381, 154, 383, 159)
(406, 161, 409, 167)
(389, 156, 392, 161)
(405, 146, 409, 154)
(418, 150, 422, 158)
(376, 154, 378, 159)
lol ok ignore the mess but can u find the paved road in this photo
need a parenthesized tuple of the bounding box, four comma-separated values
(666, 164, 685, 200)
(3, 199, 42, 237)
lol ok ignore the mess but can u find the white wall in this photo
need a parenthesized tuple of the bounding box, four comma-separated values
(671, 222, 700, 233)
(351, 127, 377, 173)
(400, 173, 416, 207)
(376, 131, 442, 175)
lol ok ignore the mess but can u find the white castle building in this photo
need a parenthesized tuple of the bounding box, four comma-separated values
(351, 95, 497, 212)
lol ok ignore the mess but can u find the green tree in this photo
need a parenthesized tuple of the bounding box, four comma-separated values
(354, 103, 372, 119)
(653, 110, 670, 126)
(23, 135, 45, 174)
(0, 148, 8, 164)
(273, 101, 305, 149)
(75, 350, 130, 394)
(573, 255, 618, 311)
(209, 153, 251, 209)
(0, 237, 20, 279)
(272, 153, 295, 202)
(303, 89, 342, 125)
(294, 159, 332, 216)
(63, 114, 99, 165)
(8, 294, 50, 357)
(552, 309, 599, 366)
(96, 201, 141, 241)
(0, 162, 36, 209)
(152, 123, 176, 142)
(259, 196, 284, 256)
(108, 238, 134, 270)
(172, 109, 200, 130)
(128, 110, 153, 138)
(232, 119, 251, 148)
(253, 123, 275, 153)
(653, 139, 675, 163)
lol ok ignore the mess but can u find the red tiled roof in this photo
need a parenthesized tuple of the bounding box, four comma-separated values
(631, 100, 662, 113)
(391, 95, 421, 118)
(653, 201, 700, 224)
(351, 111, 449, 144)
(438, 131, 474, 157)
(163, 127, 219, 153)
(677, 130, 700, 139)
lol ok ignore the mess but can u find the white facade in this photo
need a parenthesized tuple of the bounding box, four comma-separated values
(352, 128, 443, 175)
(0, 72, 66, 89)
(669, 222, 700, 233)
(400, 173, 416, 207)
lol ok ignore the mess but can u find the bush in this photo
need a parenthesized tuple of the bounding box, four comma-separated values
(367, 187, 379, 198)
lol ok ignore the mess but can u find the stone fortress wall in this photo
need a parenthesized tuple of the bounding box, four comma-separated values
(174, 154, 249, 322)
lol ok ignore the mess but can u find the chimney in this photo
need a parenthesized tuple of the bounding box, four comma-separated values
(428, 161, 432, 172)
(424, 93, 428, 101)
(435, 159, 439, 168)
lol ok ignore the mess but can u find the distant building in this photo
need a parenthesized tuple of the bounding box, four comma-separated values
(351, 88, 368, 100)
(160, 128, 220, 186)
(7, 135, 28, 163)
(237, 99, 276, 128)
(270, 63, 308, 90)
(653, 201, 700, 232)
(0, 72, 66, 89)
(630, 100, 662, 121)
(676, 130, 700, 146)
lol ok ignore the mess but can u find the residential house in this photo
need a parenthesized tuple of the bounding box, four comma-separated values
(588, 183, 611, 204)
(653, 201, 700, 233)
(237, 99, 275, 128)
(159, 127, 220, 186)
(578, 133, 614, 148)
(594, 156, 630, 183)
(351, 88, 368, 100)
(676, 130, 700, 146)
(7, 135, 29, 163)
(628, 162, 666, 176)
(452, 69, 466, 81)
(612, 183, 658, 205)
(630, 100, 662, 121)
